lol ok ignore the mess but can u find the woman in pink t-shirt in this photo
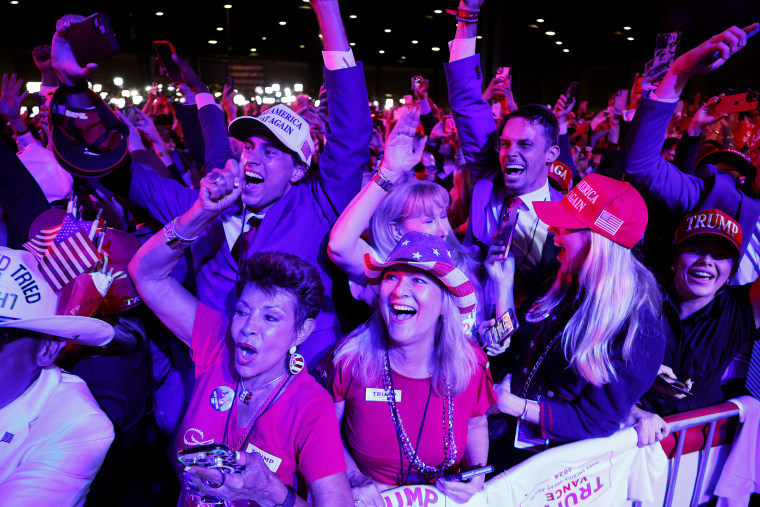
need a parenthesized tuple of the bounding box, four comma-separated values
(129, 162, 353, 505)
(330, 231, 496, 506)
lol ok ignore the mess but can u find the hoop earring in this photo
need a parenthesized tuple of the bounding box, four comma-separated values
(288, 346, 305, 375)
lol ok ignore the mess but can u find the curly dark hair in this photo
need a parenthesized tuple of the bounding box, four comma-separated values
(236, 252, 324, 330)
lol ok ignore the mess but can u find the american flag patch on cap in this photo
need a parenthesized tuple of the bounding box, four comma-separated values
(300, 140, 313, 159)
(1, 431, 13, 444)
(594, 210, 624, 236)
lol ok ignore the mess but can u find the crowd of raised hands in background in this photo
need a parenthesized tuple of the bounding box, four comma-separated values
(1, 0, 759, 506)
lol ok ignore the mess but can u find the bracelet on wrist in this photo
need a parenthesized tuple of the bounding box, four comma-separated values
(446, 7, 480, 23)
(518, 398, 529, 420)
(372, 171, 394, 192)
(163, 217, 199, 249)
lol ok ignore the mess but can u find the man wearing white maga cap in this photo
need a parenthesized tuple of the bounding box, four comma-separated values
(0, 247, 115, 506)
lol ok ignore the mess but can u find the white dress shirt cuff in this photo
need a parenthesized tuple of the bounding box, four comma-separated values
(448, 38, 476, 63)
(322, 49, 356, 70)
(195, 92, 222, 110)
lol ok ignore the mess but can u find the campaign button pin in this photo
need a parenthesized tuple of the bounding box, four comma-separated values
(210, 385, 235, 412)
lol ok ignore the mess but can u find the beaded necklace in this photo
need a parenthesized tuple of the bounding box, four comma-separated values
(382, 351, 457, 478)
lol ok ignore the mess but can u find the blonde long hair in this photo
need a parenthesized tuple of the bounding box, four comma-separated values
(333, 290, 477, 396)
(528, 232, 661, 386)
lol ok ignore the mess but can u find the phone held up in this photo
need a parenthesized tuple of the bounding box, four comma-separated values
(153, 40, 184, 83)
(655, 373, 694, 397)
(63, 13, 120, 67)
(710, 90, 759, 116)
(495, 66, 510, 85)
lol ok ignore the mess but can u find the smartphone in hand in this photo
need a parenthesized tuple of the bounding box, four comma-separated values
(153, 40, 184, 83)
(711, 90, 759, 115)
(64, 13, 120, 66)
(656, 373, 694, 397)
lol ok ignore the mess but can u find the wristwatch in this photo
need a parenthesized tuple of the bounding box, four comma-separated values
(163, 218, 198, 249)
(273, 485, 296, 507)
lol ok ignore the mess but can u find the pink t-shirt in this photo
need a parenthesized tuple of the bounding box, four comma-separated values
(173, 303, 346, 505)
(331, 344, 496, 485)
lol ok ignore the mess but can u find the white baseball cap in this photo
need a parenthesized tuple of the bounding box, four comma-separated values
(228, 104, 315, 166)
(0, 248, 113, 346)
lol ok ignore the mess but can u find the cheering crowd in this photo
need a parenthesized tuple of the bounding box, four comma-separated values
(1, 0, 759, 505)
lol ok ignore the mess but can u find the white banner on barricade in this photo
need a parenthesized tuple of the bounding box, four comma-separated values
(380, 484, 488, 507)
(379, 428, 667, 507)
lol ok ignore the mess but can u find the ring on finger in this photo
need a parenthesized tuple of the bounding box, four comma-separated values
(207, 172, 223, 184)
(203, 472, 225, 488)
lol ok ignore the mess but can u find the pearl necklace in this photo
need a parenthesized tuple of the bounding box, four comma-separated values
(382, 351, 457, 477)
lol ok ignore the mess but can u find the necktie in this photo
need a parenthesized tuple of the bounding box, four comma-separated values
(741, 220, 760, 283)
(747, 341, 760, 398)
(231, 215, 263, 264)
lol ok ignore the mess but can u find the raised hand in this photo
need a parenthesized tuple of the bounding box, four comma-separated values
(382, 107, 427, 180)
(671, 23, 758, 78)
(172, 54, 208, 94)
(199, 159, 242, 213)
(51, 15, 98, 86)
(553, 93, 576, 122)
(687, 95, 726, 136)
(32, 45, 54, 73)
(0, 73, 28, 120)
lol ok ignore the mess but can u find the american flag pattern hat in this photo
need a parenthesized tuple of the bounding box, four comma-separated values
(364, 232, 476, 314)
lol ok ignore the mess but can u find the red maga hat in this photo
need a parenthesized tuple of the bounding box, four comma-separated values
(534, 173, 647, 249)
(673, 208, 742, 256)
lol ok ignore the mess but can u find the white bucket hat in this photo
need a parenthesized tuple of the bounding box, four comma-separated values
(0, 247, 113, 346)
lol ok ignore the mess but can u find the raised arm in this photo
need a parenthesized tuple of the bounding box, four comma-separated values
(327, 108, 426, 283)
(311, 0, 371, 214)
(128, 161, 241, 346)
(443, 0, 499, 182)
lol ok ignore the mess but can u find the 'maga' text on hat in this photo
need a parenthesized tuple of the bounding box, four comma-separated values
(0, 255, 42, 305)
(566, 181, 599, 212)
(261, 108, 303, 136)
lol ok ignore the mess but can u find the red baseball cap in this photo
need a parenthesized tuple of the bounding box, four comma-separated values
(673, 208, 742, 256)
(534, 173, 647, 249)
(548, 160, 573, 193)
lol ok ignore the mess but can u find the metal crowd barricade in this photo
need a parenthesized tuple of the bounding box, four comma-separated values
(632, 401, 742, 507)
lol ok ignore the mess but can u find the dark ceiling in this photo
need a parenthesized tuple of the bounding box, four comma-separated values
(1, 0, 759, 106)
(2, 0, 760, 70)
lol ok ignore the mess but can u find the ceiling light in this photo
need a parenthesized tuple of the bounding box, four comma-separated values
(349, 14, 357, 19)
(627, 37, 634, 41)
(614, 31, 622, 35)
(432, 47, 441, 52)
(279, 21, 286, 26)
(262, 36, 267, 40)
(208, 40, 218, 45)
(155, 11, 163, 16)
(476, 35, 483, 39)
(623, 26, 631, 30)
(384, 29, 391, 33)
(349, 42, 355, 46)
(217, 27, 223, 31)
(411, 40, 418, 44)
(434, 9, 442, 14)
(556, 41, 562, 45)
(563, 49, 570, 53)
(536, 18, 544, 23)
(10, 0, 18, 3)
(545, 31, 555, 36)
(379, 50, 385, 54)
(224, 4, 232, 8)
(527, 24, 538, 28)
(250, 48, 257, 52)
(299, 44, 306, 48)
(401, 56, 406, 59)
